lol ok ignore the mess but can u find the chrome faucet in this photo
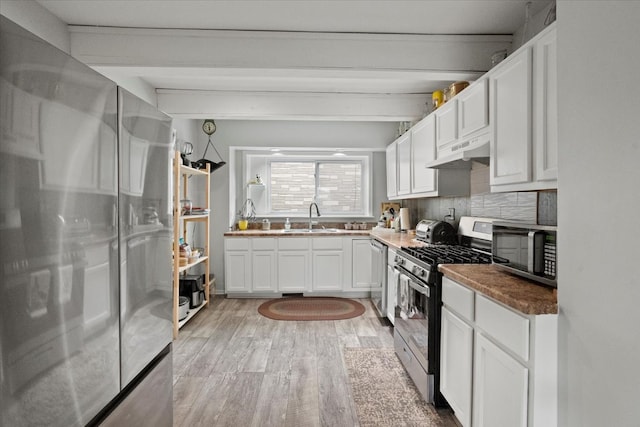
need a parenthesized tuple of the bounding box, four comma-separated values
(309, 202, 321, 230)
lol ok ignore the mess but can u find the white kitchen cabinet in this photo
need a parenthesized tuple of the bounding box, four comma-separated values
(534, 26, 558, 182)
(277, 238, 310, 292)
(410, 115, 437, 194)
(473, 331, 528, 427)
(352, 238, 374, 289)
(311, 238, 343, 291)
(490, 23, 558, 192)
(224, 239, 251, 293)
(458, 78, 489, 140)
(435, 99, 458, 152)
(385, 114, 470, 199)
(386, 141, 398, 199)
(251, 238, 277, 292)
(440, 276, 557, 427)
(396, 132, 412, 196)
(489, 46, 533, 187)
(441, 307, 474, 427)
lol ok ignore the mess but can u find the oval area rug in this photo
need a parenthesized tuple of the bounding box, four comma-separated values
(258, 297, 366, 321)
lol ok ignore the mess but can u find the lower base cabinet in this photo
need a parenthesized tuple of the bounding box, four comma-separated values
(224, 236, 377, 295)
(473, 332, 528, 427)
(440, 276, 557, 427)
(440, 307, 473, 427)
(224, 239, 251, 293)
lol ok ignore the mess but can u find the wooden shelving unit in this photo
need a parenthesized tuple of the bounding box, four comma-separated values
(172, 151, 211, 339)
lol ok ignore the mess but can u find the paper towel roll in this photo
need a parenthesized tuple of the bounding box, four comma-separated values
(399, 208, 410, 231)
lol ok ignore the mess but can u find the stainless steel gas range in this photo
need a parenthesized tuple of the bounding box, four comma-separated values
(393, 216, 496, 407)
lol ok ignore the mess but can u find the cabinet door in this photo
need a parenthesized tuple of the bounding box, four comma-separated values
(252, 251, 277, 292)
(312, 251, 343, 291)
(411, 115, 437, 194)
(396, 133, 411, 196)
(490, 47, 533, 186)
(534, 27, 558, 182)
(441, 307, 474, 427)
(458, 79, 489, 139)
(435, 99, 458, 153)
(278, 251, 309, 292)
(225, 251, 251, 292)
(386, 141, 397, 198)
(352, 239, 373, 289)
(473, 332, 528, 427)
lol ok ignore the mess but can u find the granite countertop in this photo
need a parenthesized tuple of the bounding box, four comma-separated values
(223, 229, 371, 237)
(369, 227, 425, 249)
(438, 264, 558, 315)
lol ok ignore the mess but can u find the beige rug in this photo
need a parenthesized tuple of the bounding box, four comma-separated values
(343, 347, 458, 427)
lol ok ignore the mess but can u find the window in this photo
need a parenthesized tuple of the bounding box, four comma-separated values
(269, 160, 364, 215)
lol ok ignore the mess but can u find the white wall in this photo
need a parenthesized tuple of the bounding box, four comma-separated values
(188, 119, 397, 293)
(0, 0, 70, 53)
(557, 2, 640, 426)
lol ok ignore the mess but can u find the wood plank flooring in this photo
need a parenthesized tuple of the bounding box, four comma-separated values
(172, 298, 441, 427)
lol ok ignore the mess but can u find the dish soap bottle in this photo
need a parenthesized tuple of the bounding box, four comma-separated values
(284, 218, 291, 230)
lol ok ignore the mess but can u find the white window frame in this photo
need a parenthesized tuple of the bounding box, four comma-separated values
(244, 151, 372, 218)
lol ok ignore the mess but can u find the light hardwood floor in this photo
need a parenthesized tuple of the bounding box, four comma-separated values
(172, 298, 426, 426)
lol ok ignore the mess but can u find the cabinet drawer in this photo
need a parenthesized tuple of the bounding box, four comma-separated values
(225, 238, 250, 251)
(252, 238, 276, 251)
(312, 237, 343, 250)
(442, 276, 474, 322)
(475, 294, 530, 361)
(278, 238, 309, 251)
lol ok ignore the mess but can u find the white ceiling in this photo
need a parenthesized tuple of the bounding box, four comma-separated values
(35, 0, 553, 120)
(36, 0, 550, 35)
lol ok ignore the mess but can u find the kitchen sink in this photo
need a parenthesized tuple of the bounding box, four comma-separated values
(281, 228, 340, 233)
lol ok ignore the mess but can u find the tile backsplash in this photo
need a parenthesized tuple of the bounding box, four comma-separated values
(398, 163, 557, 227)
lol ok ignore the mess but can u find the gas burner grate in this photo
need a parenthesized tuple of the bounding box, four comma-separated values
(401, 245, 493, 266)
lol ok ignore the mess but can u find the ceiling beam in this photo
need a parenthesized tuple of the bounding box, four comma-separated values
(69, 26, 512, 72)
(157, 90, 427, 121)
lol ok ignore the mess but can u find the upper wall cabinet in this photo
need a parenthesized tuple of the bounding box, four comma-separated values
(386, 141, 398, 199)
(490, 23, 557, 192)
(396, 132, 412, 196)
(387, 114, 469, 200)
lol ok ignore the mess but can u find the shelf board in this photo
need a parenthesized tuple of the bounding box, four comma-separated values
(180, 164, 209, 176)
(180, 214, 209, 221)
(178, 301, 206, 329)
(178, 255, 209, 273)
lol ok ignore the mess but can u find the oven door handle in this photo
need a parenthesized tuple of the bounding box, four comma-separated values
(407, 279, 430, 297)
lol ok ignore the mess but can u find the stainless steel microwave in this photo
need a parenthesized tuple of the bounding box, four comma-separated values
(492, 222, 557, 288)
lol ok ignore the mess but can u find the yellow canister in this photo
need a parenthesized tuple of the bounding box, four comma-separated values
(432, 90, 444, 109)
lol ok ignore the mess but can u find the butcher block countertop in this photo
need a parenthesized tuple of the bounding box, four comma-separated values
(439, 264, 558, 315)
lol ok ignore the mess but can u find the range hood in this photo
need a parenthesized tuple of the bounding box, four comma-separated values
(426, 133, 490, 169)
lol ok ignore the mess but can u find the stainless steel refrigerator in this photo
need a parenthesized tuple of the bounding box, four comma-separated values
(0, 16, 173, 427)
